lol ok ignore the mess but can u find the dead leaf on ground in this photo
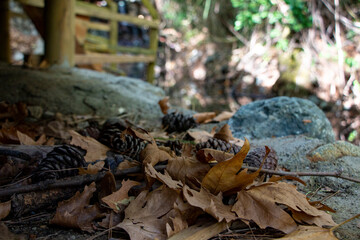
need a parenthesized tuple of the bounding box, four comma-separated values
(213, 124, 234, 142)
(182, 185, 237, 223)
(213, 111, 234, 122)
(50, 182, 103, 232)
(193, 112, 216, 124)
(166, 156, 210, 189)
(117, 159, 141, 170)
(145, 163, 183, 190)
(196, 148, 233, 164)
(0, 222, 27, 240)
(69, 130, 109, 163)
(79, 161, 105, 175)
(0, 127, 19, 144)
(45, 120, 70, 139)
(140, 143, 173, 166)
(278, 225, 337, 239)
(158, 97, 170, 114)
(123, 127, 154, 143)
(0, 102, 28, 122)
(102, 179, 140, 213)
(0, 200, 11, 220)
(232, 182, 336, 234)
(116, 186, 183, 240)
(201, 138, 260, 194)
(187, 130, 213, 143)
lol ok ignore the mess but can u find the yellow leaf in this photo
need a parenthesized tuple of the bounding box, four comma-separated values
(279, 226, 337, 240)
(201, 138, 259, 194)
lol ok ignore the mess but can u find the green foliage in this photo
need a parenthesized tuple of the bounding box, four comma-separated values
(348, 130, 358, 142)
(231, 0, 312, 33)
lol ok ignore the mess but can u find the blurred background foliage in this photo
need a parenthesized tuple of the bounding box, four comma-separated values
(155, 0, 360, 144)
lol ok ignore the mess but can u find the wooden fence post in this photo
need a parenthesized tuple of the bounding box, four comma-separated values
(0, 0, 11, 63)
(142, 0, 159, 84)
(44, 0, 75, 67)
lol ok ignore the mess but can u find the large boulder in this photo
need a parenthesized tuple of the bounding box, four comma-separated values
(0, 63, 165, 125)
(228, 96, 335, 142)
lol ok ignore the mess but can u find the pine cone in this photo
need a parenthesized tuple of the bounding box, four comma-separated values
(162, 112, 197, 133)
(244, 147, 278, 171)
(196, 138, 241, 154)
(32, 145, 86, 182)
(103, 151, 134, 170)
(99, 128, 145, 160)
(78, 126, 100, 139)
(157, 140, 183, 156)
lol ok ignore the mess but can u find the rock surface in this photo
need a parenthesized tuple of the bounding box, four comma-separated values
(0, 63, 165, 125)
(251, 136, 360, 240)
(228, 96, 335, 142)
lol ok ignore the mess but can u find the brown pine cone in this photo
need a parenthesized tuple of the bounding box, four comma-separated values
(157, 140, 183, 156)
(196, 138, 241, 154)
(32, 145, 86, 182)
(244, 147, 278, 171)
(162, 112, 197, 133)
(99, 128, 145, 160)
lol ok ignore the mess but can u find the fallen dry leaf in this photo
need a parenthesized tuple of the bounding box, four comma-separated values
(193, 112, 216, 124)
(145, 163, 184, 190)
(201, 138, 260, 194)
(166, 156, 210, 189)
(182, 185, 237, 223)
(159, 97, 170, 114)
(117, 159, 141, 170)
(232, 188, 297, 233)
(140, 143, 173, 166)
(79, 161, 105, 175)
(102, 180, 140, 213)
(213, 124, 234, 142)
(17, 131, 36, 145)
(196, 148, 233, 164)
(69, 130, 109, 162)
(0, 222, 27, 240)
(0, 127, 19, 144)
(232, 181, 336, 234)
(117, 186, 183, 240)
(212, 111, 234, 122)
(278, 225, 337, 239)
(187, 130, 213, 143)
(50, 182, 103, 232)
(123, 127, 154, 143)
(0, 200, 11, 220)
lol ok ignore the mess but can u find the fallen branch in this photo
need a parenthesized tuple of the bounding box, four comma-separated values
(0, 165, 166, 198)
(243, 166, 360, 184)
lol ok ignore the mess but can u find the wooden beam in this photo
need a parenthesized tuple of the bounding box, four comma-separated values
(16, 0, 44, 8)
(75, 53, 155, 64)
(141, 0, 159, 19)
(0, 0, 11, 63)
(44, 0, 75, 67)
(75, 18, 110, 31)
(75, 1, 160, 29)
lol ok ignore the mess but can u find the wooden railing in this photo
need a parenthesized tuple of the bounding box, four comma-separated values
(15, 0, 159, 83)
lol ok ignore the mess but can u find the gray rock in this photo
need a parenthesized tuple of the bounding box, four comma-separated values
(0, 63, 165, 127)
(251, 136, 360, 240)
(228, 96, 335, 142)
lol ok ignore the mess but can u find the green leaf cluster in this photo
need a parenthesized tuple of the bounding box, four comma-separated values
(231, 0, 312, 33)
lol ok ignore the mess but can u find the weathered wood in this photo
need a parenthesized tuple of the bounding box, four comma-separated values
(141, 0, 159, 19)
(44, 0, 75, 67)
(75, 1, 160, 29)
(108, 1, 118, 53)
(75, 18, 110, 31)
(16, 0, 44, 8)
(0, 0, 11, 63)
(75, 53, 155, 64)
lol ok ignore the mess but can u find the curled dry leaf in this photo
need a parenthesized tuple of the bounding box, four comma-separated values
(213, 124, 234, 142)
(117, 159, 141, 170)
(232, 182, 336, 234)
(196, 148, 233, 164)
(50, 182, 103, 232)
(69, 130, 109, 163)
(193, 112, 216, 124)
(187, 130, 213, 143)
(213, 111, 234, 122)
(158, 97, 170, 114)
(123, 127, 154, 143)
(166, 156, 210, 189)
(79, 161, 105, 175)
(145, 163, 183, 190)
(278, 225, 337, 240)
(0, 127, 19, 144)
(102, 180, 140, 213)
(182, 185, 237, 223)
(0, 200, 11, 220)
(116, 186, 183, 240)
(201, 138, 261, 194)
(140, 143, 173, 167)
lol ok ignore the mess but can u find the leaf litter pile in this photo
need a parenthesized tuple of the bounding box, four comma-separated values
(0, 99, 356, 239)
